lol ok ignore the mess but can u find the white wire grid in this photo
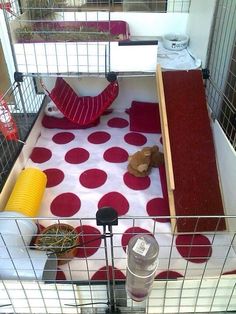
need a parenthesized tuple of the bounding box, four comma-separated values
(206, 0, 236, 150)
(0, 0, 190, 75)
(0, 215, 235, 314)
(0, 77, 44, 190)
(0, 1, 236, 313)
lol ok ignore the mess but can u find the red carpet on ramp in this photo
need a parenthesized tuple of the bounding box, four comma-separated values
(162, 70, 226, 233)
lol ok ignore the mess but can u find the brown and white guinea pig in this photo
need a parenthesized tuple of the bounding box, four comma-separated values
(44, 101, 64, 119)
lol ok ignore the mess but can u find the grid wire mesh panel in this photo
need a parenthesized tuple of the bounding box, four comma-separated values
(0, 76, 44, 191)
(2, 0, 191, 14)
(205, 0, 236, 150)
(0, 215, 235, 313)
(0, 0, 189, 76)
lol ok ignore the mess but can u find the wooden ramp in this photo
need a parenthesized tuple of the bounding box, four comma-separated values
(156, 65, 226, 233)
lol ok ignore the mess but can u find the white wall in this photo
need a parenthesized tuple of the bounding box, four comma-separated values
(43, 75, 158, 111)
(111, 12, 188, 37)
(186, 0, 217, 67)
(212, 121, 236, 232)
(61, 11, 188, 38)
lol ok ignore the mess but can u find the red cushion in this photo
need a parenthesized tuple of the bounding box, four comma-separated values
(129, 101, 161, 133)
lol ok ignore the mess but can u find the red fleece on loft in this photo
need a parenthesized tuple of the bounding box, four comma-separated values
(49, 78, 119, 126)
(162, 70, 226, 233)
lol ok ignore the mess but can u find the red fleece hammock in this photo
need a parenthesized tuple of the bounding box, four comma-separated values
(47, 77, 119, 126)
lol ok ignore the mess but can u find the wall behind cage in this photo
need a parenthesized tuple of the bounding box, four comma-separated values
(42, 75, 158, 110)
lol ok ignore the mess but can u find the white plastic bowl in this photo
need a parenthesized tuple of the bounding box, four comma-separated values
(163, 34, 189, 51)
(0, 211, 57, 280)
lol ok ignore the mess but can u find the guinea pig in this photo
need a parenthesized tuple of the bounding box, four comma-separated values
(44, 101, 64, 118)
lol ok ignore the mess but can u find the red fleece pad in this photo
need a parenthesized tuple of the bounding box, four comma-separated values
(49, 78, 119, 126)
(129, 101, 161, 133)
(34, 21, 130, 39)
(42, 115, 100, 129)
(162, 70, 225, 233)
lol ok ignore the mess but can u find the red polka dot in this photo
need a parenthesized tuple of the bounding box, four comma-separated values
(156, 271, 183, 280)
(121, 227, 153, 252)
(75, 225, 102, 258)
(56, 268, 67, 281)
(124, 132, 147, 146)
(91, 266, 125, 281)
(146, 198, 170, 223)
(44, 168, 64, 187)
(176, 234, 212, 263)
(123, 172, 150, 190)
(108, 117, 129, 128)
(103, 147, 128, 163)
(30, 147, 52, 163)
(98, 192, 129, 216)
(52, 132, 75, 144)
(88, 131, 111, 144)
(79, 169, 107, 188)
(65, 148, 89, 164)
(50, 193, 81, 217)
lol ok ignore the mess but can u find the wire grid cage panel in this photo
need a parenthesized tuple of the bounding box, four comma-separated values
(206, 0, 236, 149)
(1, 1, 191, 75)
(2, 6, 113, 75)
(112, 216, 236, 313)
(0, 280, 236, 314)
(0, 281, 83, 314)
(14, 42, 108, 74)
(0, 215, 235, 313)
(2, 0, 191, 14)
(0, 77, 44, 191)
(133, 277, 236, 313)
(166, 0, 190, 12)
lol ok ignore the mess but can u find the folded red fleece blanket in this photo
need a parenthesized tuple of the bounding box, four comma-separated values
(42, 116, 100, 129)
(129, 101, 161, 133)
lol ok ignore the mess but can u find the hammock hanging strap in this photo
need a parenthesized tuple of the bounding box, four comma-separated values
(48, 77, 119, 126)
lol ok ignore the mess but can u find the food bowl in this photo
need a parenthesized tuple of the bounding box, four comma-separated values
(35, 223, 79, 266)
(163, 34, 189, 51)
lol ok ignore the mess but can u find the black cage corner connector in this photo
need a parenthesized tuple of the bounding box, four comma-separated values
(14, 71, 24, 83)
(202, 68, 210, 80)
(106, 72, 118, 83)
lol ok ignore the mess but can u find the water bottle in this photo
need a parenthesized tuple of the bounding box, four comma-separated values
(126, 234, 159, 302)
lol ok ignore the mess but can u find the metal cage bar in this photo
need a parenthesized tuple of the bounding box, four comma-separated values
(0, 0, 187, 76)
(206, 0, 236, 150)
(0, 215, 235, 313)
(0, 76, 44, 191)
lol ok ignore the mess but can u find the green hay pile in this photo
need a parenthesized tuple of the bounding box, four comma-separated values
(36, 224, 78, 254)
